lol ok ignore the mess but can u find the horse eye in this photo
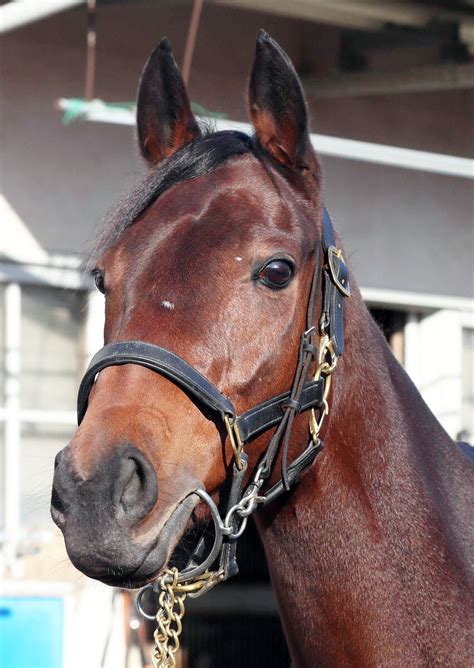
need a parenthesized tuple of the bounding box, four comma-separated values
(258, 259, 294, 289)
(93, 271, 105, 294)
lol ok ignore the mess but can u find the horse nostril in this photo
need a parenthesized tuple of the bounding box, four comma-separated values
(51, 484, 66, 527)
(51, 448, 70, 528)
(120, 458, 142, 512)
(115, 449, 158, 525)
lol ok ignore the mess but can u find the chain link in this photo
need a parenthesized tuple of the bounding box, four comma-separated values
(152, 568, 229, 666)
(309, 334, 337, 443)
(152, 568, 187, 668)
(224, 465, 266, 538)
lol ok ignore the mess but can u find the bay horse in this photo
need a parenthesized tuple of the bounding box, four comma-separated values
(51, 32, 473, 666)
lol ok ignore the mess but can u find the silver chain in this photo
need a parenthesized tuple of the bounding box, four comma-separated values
(223, 463, 267, 539)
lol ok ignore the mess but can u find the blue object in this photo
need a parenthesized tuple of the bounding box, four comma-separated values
(0, 597, 63, 668)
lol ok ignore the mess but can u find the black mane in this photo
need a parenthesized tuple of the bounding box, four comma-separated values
(93, 130, 256, 262)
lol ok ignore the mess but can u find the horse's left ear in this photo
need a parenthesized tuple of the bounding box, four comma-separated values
(248, 31, 313, 170)
(136, 38, 201, 164)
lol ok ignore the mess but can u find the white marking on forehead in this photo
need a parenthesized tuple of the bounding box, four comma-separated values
(235, 256, 242, 262)
(161, 300, 175, 310)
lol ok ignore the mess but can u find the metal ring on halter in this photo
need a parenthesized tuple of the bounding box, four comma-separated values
(136, 488, 228, 620)
(229, 515, 248, 540)
(137, 583, 158, 620)
(175, 488, 228, 582)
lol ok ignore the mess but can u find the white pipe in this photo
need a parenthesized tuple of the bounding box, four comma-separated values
(0, 0, 85, 35)
(213, 118, 474, 179)
(3, 283, 21, 572)
(85, 290, 105, 368)
(361, 287, 474, 313)
(312, 133, 474, 179)
(56, 98, 474, 180)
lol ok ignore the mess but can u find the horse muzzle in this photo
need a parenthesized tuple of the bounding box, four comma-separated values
(50, 444, 200, 587)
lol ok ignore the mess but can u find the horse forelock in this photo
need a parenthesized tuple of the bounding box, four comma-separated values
(89, 130, 258, 267)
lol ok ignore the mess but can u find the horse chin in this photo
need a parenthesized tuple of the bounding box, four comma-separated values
(98, 493, 200, 590)
(133, 493, 201, 587)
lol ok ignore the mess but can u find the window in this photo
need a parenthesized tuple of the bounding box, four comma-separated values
(21, 286, 85, 412)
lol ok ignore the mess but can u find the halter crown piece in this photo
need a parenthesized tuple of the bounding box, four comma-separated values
(78, 208, 350, 666)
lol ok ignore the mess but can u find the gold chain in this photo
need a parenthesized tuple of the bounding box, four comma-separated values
(152, 568, 187, 668)
(152, 568, 224, 667)
(309, 334, 337, 443)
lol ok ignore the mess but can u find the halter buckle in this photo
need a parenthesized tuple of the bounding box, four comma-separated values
(328, 246, 350, 297)
(224, 414, 245, 470)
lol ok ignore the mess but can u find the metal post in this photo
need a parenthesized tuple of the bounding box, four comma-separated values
(84, 0, 97, 101)
(85, 290, 104, 368)
(182, 0, 204, 87)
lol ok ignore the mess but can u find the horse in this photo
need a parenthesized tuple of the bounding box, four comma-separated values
(51, 31, 473, 666)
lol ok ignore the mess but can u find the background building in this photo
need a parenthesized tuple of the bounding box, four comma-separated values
(1, 1, 473, 666)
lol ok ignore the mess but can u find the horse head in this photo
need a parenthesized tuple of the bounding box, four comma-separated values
(51, 32, 326, 588)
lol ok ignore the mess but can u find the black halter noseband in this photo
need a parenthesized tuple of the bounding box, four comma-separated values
(78, 207, 350, 596)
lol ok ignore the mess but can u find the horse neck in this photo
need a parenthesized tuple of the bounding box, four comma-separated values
(255, 286, 473, 666)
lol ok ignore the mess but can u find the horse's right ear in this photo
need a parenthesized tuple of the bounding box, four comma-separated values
(248, 31, 313, 170)
(136, 38, 201, 165)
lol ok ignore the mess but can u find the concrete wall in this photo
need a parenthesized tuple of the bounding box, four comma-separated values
(1, 2, 473, 296)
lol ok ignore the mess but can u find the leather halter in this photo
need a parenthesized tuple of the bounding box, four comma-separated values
(78, 207, 350, 591)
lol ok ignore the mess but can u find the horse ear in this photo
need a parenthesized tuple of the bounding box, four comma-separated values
(248, 31, 313, 169)
(136, 38, 201, 164)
